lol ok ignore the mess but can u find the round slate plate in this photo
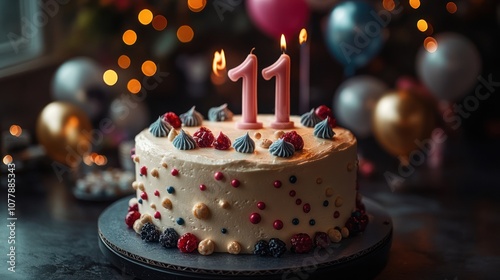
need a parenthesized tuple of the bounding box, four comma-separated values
(99, 197, 392, 280)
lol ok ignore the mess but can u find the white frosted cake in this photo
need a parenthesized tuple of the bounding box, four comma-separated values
(125, 105, 367, 256)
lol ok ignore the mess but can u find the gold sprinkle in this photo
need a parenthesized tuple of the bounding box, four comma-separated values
(162, 198, 172, 210)
(335, 196, 344, 207)
(151, 168, 159, 177)
(138, 183, 145, 192)
(259, 139, 272, 149)
(219, 200, 230, 209)
(327, 228, 342, 243)
(316, 178, 323, 184)
(168, 129, 178, 142)
(133, 219, 144, 234)
(254, 132, 261, 140)
(325, 188, 334, 197)
(140, 213, 152, 224)
(133, 156, 140, 163)
(198, 239, 215, 256)
(150, 203, 156, 210)
(132, 181, 139, 190)
(193, 203, 211, 220)
(341, 227, 350, 238)
(347, 162, 354, 172)
(161, 162, 168, 168)
(227, 241, 241, 254)
(274, 130, 285, 139)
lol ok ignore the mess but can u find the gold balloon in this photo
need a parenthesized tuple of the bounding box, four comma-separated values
(372, 90, 436, 160)
(36, 102, 93, 166)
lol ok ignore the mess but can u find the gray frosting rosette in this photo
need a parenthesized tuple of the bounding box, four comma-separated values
(149, 116, 172, 137)
(300, 108, 322, 127)
(208, 103, 233, 122)
(179, 106, 203, 127)
(313, 118, 335, 139)
(233, 132, 255, 153)
(173, 130, 197, 150)
(269, 139, 295, 157)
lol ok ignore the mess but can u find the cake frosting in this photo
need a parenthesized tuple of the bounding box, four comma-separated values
(129, 113, 363, 255)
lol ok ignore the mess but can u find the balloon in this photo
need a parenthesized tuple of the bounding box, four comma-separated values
(372, 90, 436, 159)
(52, 57, 110, 119)
(246, 0, 310, 39)
(109, 96, 150, 139)
(36, 102, 93, 167)
(333, 76, 387, 137)
(325, 1, 384, 75)
(416, 33, 481, 101)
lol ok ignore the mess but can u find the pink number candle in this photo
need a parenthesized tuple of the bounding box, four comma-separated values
(228, 48, 263, 129)
(262, 35, 294, 129)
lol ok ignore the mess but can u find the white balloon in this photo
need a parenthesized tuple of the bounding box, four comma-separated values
(417, 33, 481, 101)
(333, 76, 388, 137)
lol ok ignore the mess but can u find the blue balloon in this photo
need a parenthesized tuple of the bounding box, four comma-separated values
(325, 1, 385, 76)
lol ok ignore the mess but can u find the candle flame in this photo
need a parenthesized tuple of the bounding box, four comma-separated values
(212, 49, 226, 77)
(280, 34, 287, 53)
(299, 29, 307, 45)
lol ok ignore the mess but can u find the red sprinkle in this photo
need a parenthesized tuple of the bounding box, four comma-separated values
(231, 179, 240, 188)
(154, 190, 160, 197)
(249, 213, 261, 224)
(214, 172, 224, 181)
(140, 166, 147, 176)
(171, 169, 179, 176)
(295, 199, 302, 205)
(289, 190, 296, 197)
(303, 203, 311, 213)
(154, 211, 161, 219)
(257, 202, 266, 210)
(273, 180, 282, 188)
(273, 220, 284, 230)
(334, 211, 340, 219)
(213, 132, 231, 150)
(199, 184, 207, 191)
(125, 211, 140, 228)
(163, 112, 181, 129)
(140, 192, 148, 200)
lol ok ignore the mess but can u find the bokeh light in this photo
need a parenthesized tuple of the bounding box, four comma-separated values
(141, 60, 157, 77)
(152, 15, 168, 31)
(9, 125, 22, 137)
(177, 25, 194, 43)
(127, 79, 142, 94)
(424, 37, 438, 53)
(409, 0, 420, 9)
(446, 2, 457, 14)
(382, 0, 396, 11)
(103, 70, 118, 86)
(3, 155, 13, 165)
(138, 9, 153, 25)
(123, 30, 137, 45)
(118, 55, 131, 69)
(417, 19, 428, 32)
(188, 0, 207, 12)
(94, 155, 108, 166)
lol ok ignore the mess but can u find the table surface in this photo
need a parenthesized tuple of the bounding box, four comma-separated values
(1, 143, 500, 280)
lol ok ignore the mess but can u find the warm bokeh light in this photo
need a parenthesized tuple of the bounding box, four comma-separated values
(138, 9, 153, 25)
(83, 154, 93, 166)
(382, 0, 396, 11)
(424, 37, 438, 53)
(177, 25, 194, 43)
(127, 79, 141, 94)
(212, 50, 226, 77)
(446, 2, 457, 14)
(152, 15, 167, 31)
(299, 28, 307, 44)
(141, 60, 157, 77)
(280, 34, 287, 52)
(417, 19, 428, 32)
(188, 0, 207, 12)
(409, 0, 420, 9)
(123, 29, 137, 45)
(118, 55, 131, 69)
(9, 125, 22, 137)
(103, 70, 118, 86)
(94, 155, 108, 166)
(3, 155, 13, 165)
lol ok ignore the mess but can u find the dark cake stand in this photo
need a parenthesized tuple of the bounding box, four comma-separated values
(98, 197, 392, 280)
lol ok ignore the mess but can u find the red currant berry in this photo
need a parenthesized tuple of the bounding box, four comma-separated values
(177, 233, 199, 253)
(213, 132, 231, 150)
(125, 211, 140, 228)
(280, 131, 304, 151)
(163, 112, 181, 129)
(193, 127, 215, 148)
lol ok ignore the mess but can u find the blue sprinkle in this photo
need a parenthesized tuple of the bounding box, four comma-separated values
(292, 218, 299, 225)
(167, 186, 175, 194)
(289, 175, 297, 184)
(176, 218, 185, 225)
(323, 200, 329, 207)
(309, 219, 316, 226)
(138, 198, 143, 204)
(221, 228, 227, 234)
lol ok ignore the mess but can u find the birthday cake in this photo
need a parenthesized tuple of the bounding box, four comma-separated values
(125, 105, 367, 256)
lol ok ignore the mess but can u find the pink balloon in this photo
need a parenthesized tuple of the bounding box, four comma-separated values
(246, 0, 310, 39)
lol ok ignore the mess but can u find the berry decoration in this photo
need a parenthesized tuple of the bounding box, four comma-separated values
(163, 112, 182, 128)
(159, 228, 180, 248)
(177, 233, 199, 253)
(193, 127, 215, 148)
(140, 223, 160, 242)
(290, 233, 313, 254)
(345, 211, 369, 235)
(314, 232, 330, 248)
(213, 132, 231, 150)
(140, 166, 147, 176)
(280, 131, 304, 151)
(268, 238, 287, 258)
(315, 105, 336, 127)
(253, 240, 269, 256)
(125, 211, 140, 228)
(128, 203, 139, 212)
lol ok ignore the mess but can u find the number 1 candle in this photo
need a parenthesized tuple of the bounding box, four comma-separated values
(228, 48, 263, 129)
(262, 35, 294, 129)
